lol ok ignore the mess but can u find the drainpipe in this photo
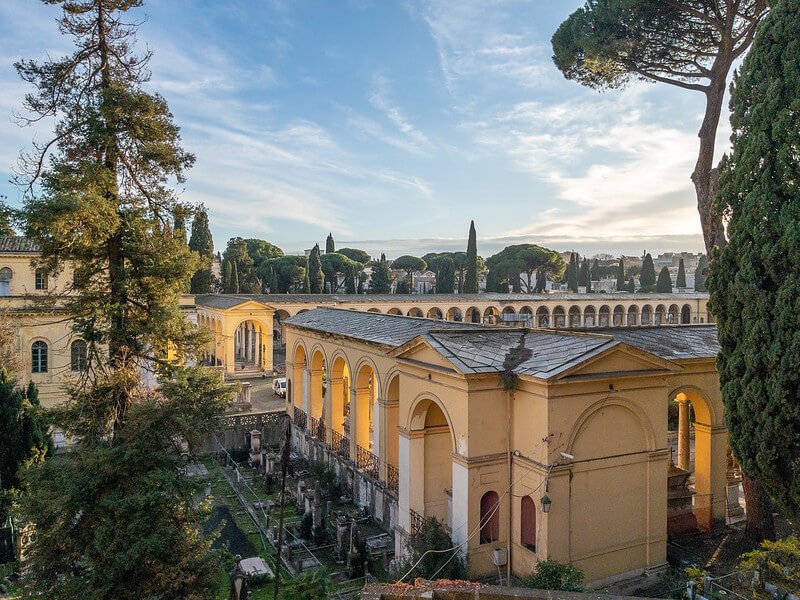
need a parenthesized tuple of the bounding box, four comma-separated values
(506, 389, 513, 584)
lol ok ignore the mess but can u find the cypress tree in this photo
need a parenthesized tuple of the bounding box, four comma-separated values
(302, 272, 310, 294)
(464, 221, 479, 293)
(188, 207, 214, 294)
(568, 253, 579, 293)
(579, 257, 590, 289)
(656, 266, 672, 293)
(325, 232, 335, 253)
(710, 0, 800, 534)
(345, 265, 356, 294)
(223, 258, 233, 293)
(590, 258, 600, 282)
(640, 253, 656, 288)
(695, 255, 708, 291)
(269, 267, 278, 294)
(369, 255, 392, 294)
(308, 244, 323, 293)
(626, 276, 636, 293)
(535, 269, 547, 293)
(676, 259, 687, 289)
(616, 258, 626, 290)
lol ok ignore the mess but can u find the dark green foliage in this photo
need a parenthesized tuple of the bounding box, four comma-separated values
(521, 560, 584, 592)
(280, 568, 331, 600)
(392, 255, 426, 294)
(319, 252, 362, 293)
(486, 244, 565, 294)
(626, 276, 635, 293)
(298, 512, 313, 540)
(222, 238, 261, 293)
(695, 255, 708, 291)
(464, 221, 479, 293)
(325, 232, 335, 253)
(616, 258, 625, 290)
(640, 253, 656, 288)
(244, 238, 283, 268)
(188, 207, 214, 294)
(302, 272, 310, 294)
(676, 259, 687, 289)
(0, 371, 51, 523)
(0, 200, 14, 236)
(591, 258, 600, 282)
(423, 253, 457, 294)
(709, 0, 800, 520)
(345, 265, 356, 294)
(393, 517, 466, 581)
(337, 247, 371, 264)
(308, 244, 323, 294)
(268, 267, 278, 294)
(357, 270, 367, 294)
(369, 255, 392, 294)
(395, 276, 411, 294)
(656, 266, 672, 293)
(535, 269, 547, 293)
(579, 257, 592, 292)
(261, 256, 307, 294)
(567, 253, 579, 293)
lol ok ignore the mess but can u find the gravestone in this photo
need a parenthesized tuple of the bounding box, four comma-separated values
(335, 515, 350, 561)
(346, 522, 364, 579)
(249, 430, 262, 466)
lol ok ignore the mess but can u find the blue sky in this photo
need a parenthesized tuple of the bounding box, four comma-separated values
(0, 0, 725, 258)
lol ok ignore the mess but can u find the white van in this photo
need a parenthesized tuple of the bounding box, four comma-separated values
(272, 377, 287, 398)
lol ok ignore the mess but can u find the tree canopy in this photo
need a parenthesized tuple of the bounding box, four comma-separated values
(655, 266, 673, 293)
(188, 207, 214, 294)
(464, 221, 479, 293)
(709, 0, 800, 530)
(320, 252, 362, 293)
(639, 253, 656, 290)
(368, 255, 392, 294)
(676, 259, 687, 289)
(221, 238, 260, 293)
(552, 0, 767, 255)
(307, 244, 323, 294)
(337, 247, 371, 264)
(486, 244, 565, 293)
(260, 256, 307, 294)
(325, 232, 335, 253)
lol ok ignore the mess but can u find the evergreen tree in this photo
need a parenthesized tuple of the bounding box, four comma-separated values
(676, 259, 687, 289)
(437, 255, 456, 293)
(627, 276, 636, 293)
(308, 244, 323, 294)
(188, 207, 214, 294)
(268, 267, 278, 294)
(535, 269, 547, 293)
(302, 272, 310, 293)
(591, 258, 600, 282)
(710, 0, 800, 535)
(0, 199, 14, 236)
(0, 371, 51, 524)
(656, 266, 673, 293)
(369, 255, 392, 294)
(695, 255, 708, 291)
(640, 253, 656, 289)
(579, 258, 590, 290)
(392, 255, 426, 294)
(345, 264, 357, 294)
(616, 258, 626, 290)
(222, 238, 260, 293)
(464, 220, 479, 293)
(222, 258, 234, 293)
(325, 232, 335, 253)
(395, 276, 411, 294)
(14, 2, 233, 595)
(567, 253, 579, 293)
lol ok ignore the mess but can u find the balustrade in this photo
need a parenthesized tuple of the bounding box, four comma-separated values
(387, 464, 399, 493)
(330, 429, 350, 460)
(356, 445, 380, 479)
(409, 508, 425, 536)
(293, 406, 307, 430)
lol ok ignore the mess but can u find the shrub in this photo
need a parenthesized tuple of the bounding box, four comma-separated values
(520, 560, 584, 592)
(392, 517, 466, 581)
(298, 512, 313, 541)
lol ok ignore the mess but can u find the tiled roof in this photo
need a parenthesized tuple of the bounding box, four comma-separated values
(193, 291, 708, 305)
(597, 325, 720, 360)
(194, 294, 251, 309)
(0, 236, 40, 253)
(284, 307, 482, 347)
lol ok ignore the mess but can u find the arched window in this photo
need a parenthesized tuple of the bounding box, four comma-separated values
(520, 496, 536, 551)
(0, 267, 11, 297)
(480, 490, 500, 544)
(71, 340, 88, 372)
(32, 341, 48, 373)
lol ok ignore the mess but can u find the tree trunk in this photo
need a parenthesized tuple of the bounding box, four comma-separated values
(741, 473, 776, 544)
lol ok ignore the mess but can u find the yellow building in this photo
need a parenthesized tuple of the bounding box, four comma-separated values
(282, 308, 731, 587)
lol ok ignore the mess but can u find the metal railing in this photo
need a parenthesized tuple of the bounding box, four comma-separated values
(293, 406, 307, 430)
(356, 445, 380, 479)
(387, 463, 399, 493)
(330, 429, 350, 460)
(409, 508, 425, 536)
(309, 416, 327, 444)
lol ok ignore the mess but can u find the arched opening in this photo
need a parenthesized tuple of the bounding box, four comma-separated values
(409, 400, 454, 529)
(681, 304, 692, 324)
(553, 306, 566, 328)
(583, 306, 596, 327)
(655, 304, 666, 325)
(70, 340, 88, 372)
(613, 305, 625, 326)
(466, 306, 481, 323)
(407, 307, 424, 318)
(536, 306, 550, 328)
(385, 374, 400, 490)
(568, 305, 581, 327)
(235, 319, 270, 373)
(274, 309, 291, 346)
(31, 340, 48, 374)
(388, 307, 403, 315)
(599, 305, 611, 327)
(626, 305, 639, 326)
(667, 389, 727, 534)
(367, 308, 381, 313)
(330, 356, 350, 437)
(427, 307, 444, 320)
(641, 304, 652, 325)
(520, 495, 536, 551)
(668, 304, 680, 324)
(0, 267, 12, 296)
(480, 490, 500, 544)
(292, 344, 307, 410)
(310, 350, 326, 423)
(355, 363, 378, 454)
(519, 306, 533, 327)
(483, 306, 499, 324)
(446, 307, 463, 322)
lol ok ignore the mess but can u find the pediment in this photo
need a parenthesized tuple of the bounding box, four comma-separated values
(391, 337, 463, 373)
(555, 343, 680, 381)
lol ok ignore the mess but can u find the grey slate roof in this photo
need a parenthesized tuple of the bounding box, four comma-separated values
(0, 236, 40, 253)
(194, 294, 252, 309)
(194, 291, 708, 306)
(596, 325, 720, 360)
(284, 307, 481, 347)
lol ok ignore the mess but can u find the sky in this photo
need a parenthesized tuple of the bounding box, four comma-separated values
(0, 0, 729, 259)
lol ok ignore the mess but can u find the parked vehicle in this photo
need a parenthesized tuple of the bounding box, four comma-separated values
(273, 377, 287, 398)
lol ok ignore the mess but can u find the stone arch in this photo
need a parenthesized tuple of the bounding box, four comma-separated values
(553, 306, 566, 328)
(234, 317, 270, 372)
(483, 306, 499, 324)
(466, 306, 481, 323)
(668, 304, 680, 324)
(291, 342, 307, 409)
(583, 305, 596, 327)
(427, 307, 444, 320)
(536, 306, 550, 328)
(568, 397, 656, 457)
(354, 361, 379, 455)
(407, 394, 457, 451)
(599, 305, 611, 327)
(519, 306, 533, 327)
(681, 304, 692, 324)
(502, 306, 516, 315)
(309, 347, 327, 421)
(626, 304, 639, 326)
(446, 306, 463, 322)
(641, 304, 653, 325)
(329, 354, 351, 436)
(367, 308, 381, 313)
(274, 309, 291, 344)
(385, 372, 401, 481)
(655, 304, 666, 325)
(388, 307, 403, 315)
(613, 305, 625, 326)
(568, 305, 581, 327)
(407, 307, 424, 318)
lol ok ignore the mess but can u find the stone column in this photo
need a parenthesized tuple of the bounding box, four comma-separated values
(330, 376, 344, 434)
(398, 428, 424, 533)
(677, 395, 691, 472)
(302, 367, 311, 415)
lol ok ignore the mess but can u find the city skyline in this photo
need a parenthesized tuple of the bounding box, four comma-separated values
(0, 1, 727, 258)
